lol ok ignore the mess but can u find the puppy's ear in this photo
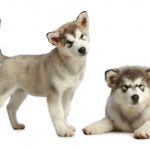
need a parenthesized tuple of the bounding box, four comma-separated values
(145, 69, 150, 80)
(46, 31, 61, 46)
(105, 69, 119, 87)
(76, 11, 89, 29)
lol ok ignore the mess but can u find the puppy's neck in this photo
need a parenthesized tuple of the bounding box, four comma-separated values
(56, 48, 86, 75)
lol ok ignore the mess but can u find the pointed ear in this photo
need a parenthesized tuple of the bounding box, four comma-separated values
(145, 69, 150, 80)
(76, 11, 89, 29)
(105, 69, 119, 87)
(46, 31, 61, 46)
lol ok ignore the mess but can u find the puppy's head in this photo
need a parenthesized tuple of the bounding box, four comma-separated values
(46, 11, 89, 57)
(105, 66, 150, 105)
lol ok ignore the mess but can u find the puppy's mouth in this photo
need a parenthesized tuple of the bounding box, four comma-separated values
(79, 52, 87, 56)
(131, 101, 139, 105)
(127, 101, 140, 107)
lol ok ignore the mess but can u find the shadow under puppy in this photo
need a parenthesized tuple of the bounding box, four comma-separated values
(0, 11, 89, 137)
(83, 66, 150, 139)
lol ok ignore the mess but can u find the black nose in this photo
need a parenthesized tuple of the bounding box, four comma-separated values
(131, 94, 139, 103)
(78, 47, 86, 55)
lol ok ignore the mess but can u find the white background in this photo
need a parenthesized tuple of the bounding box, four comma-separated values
(1, 0, 150, 149)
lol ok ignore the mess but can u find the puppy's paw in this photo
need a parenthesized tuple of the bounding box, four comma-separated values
(134, 129, 150, 139)
(12, 123, 25, 130)
(67, 125, 76, 132)
(57, 128, 74, 137)
(82, 127, 93, 135)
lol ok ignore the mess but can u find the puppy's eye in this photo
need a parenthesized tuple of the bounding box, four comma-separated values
(65, 40, 74, 47)
(121, 85, 131, 93)
(80, 34, 86, 40)
(137, 84, 145, 91)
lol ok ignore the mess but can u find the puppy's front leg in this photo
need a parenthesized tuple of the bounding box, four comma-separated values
(82, 117, 114, 135)
(134, 120, 150, 139)
(62, 88, 76, 132)
(47, 93, 74, 137)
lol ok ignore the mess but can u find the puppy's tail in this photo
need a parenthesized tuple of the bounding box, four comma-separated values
(0, 21, 8, 63)
(0, 49, 8, 63)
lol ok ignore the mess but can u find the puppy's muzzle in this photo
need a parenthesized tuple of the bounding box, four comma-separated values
(78, 47, 87, 56)
(131, 94, 139, 104)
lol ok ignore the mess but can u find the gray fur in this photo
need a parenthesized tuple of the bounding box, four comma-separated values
(83, 66, 150, 139)
(0, 11, 89, 137)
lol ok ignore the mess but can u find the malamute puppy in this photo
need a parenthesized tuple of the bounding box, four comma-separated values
(0, 11, 89, 137)
(83, 66, 150, 139)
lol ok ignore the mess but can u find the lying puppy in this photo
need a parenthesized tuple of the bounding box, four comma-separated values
(0, 11, 89, 137)
(83, 66, 150, 139)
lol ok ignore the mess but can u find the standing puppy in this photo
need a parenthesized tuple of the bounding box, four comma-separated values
(0, 11, 89, 137)
(83, 66, 150, 139)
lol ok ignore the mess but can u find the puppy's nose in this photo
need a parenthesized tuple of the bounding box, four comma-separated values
(131, 94, 139, 103)
(78, 47, 86, 55)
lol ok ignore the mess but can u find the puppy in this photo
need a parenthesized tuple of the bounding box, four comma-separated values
(0, 11, 89, 137)
(83, 66, 150, 139)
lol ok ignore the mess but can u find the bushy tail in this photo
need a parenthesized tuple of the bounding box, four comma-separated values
(0, 50, 8, 63)
(0, 21, 8, 63)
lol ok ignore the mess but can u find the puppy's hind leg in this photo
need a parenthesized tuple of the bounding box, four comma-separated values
(7, 89, 27, 130)
(82, 117, 114, 135)
(0, 72, 17, 107)
(0, 85, 17, 107)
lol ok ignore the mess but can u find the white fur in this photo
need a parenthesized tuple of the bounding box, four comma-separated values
(121, 78, 150, 105)
(83, 75, 150, 139)
(0, 11, 89, 137)
(62, 29, 89, 57)
(52, 73, 80, 95)
(66, 34, 75, 42)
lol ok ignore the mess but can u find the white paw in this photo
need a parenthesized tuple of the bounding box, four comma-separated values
(56, 127, 74, 137)
(134, 129, 150, 139)
(67, 125, 76, 132)
(82, 127, 93, 135)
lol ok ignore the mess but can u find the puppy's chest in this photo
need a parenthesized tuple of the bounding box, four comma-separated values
(117, 106, 150, 130)
(132, 106, 150, 129)
(52, 71, 83, 91)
